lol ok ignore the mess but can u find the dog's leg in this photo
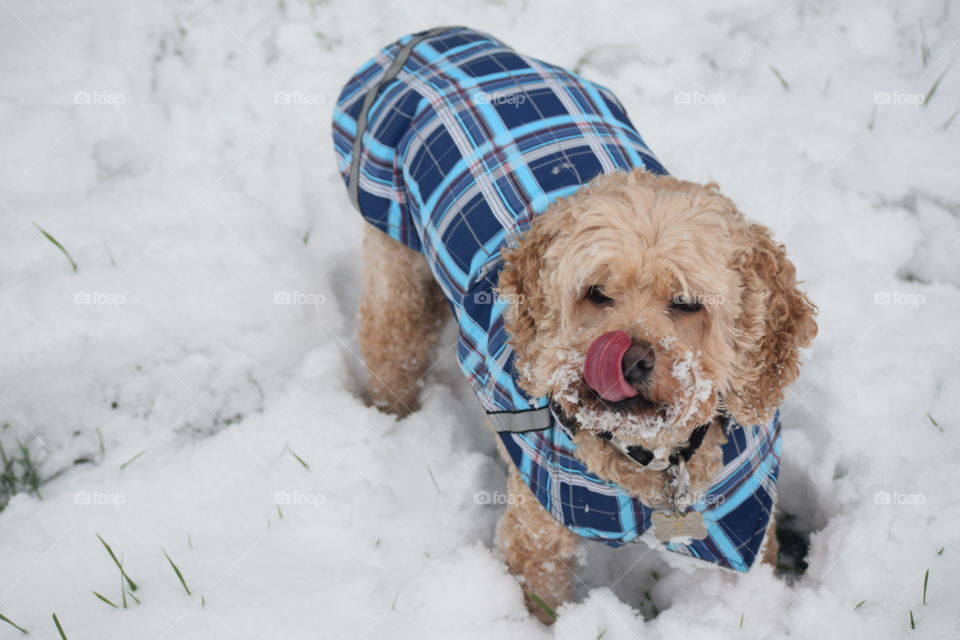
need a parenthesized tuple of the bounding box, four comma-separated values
(761, 517, 779, 567)
(498, 462, 580, 625)
(359, 226, 447, 416)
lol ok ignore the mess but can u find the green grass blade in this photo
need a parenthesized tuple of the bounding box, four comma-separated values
(285, 446, 310, 470)
(923, 65, 950, 107)
(944, 109, 958, 130)
(96, 533, 138, 591)
(923, 569, 929, 605)
(120, 450, 146, 471)
(909, 609, 915, 629)
(162, 548, 192, 595)
(855, 600, 866, 609)
(34, 224, 78, 273)
(0, 612, 28, 634)
(93, 591, 118, 608)
(528, 594, 557, 620)
(769, 65, 790, 90)
(52, 613, 68, 640)
(426, 466, 442, 496)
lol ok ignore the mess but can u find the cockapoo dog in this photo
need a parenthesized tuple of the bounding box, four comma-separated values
(332, 26, 816, 623)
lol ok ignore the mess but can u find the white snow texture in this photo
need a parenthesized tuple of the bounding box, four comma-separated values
(1, 1, 958, 638)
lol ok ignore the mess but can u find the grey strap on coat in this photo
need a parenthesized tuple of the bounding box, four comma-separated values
(487, 406, 553, 433)
(348, 26, 461, 209)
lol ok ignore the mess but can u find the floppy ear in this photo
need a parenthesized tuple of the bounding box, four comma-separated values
(498, 214, 564, 397)
(724, 220, 818, 425)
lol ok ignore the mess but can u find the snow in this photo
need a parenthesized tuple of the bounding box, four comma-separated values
(1, 0, 959, 638)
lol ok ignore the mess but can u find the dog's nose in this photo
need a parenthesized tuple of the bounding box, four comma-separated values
(622, 340, 655, 384)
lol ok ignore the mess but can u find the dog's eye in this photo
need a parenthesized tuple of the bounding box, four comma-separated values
(586, 285, 614, 306)
(671, 294, 703, 313)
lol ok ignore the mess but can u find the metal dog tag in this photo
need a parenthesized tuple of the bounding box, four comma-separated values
(651, 510, 708, 542)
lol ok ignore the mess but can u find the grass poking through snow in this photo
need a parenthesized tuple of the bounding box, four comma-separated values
(120, 449, 146, 471)
(1, 435, 45, 513)
(923, 64, 951, 107)
(52, 613, 69, 639)
(0, 612, 28, 635)
(96, 533, 139, 592)
(93, 591, 119, 608)
(426, 465, 442, 496)
(35, 223, 78, 273)
(285, 445, 310, 470)
(162, 548, 192, 595)
(769, 65, 790, 90)
(529, 594, 557, 621)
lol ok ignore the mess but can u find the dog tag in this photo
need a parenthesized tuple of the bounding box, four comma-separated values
(651, 510, 708, 542)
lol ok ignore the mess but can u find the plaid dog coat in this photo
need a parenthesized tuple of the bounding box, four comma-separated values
(501, 410, 781, 571)
(333, 26, 779, 571)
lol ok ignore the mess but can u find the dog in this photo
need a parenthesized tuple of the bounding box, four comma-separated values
(332, 26, 817, 623)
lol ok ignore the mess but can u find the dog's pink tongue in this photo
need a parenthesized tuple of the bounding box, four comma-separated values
(584, 330, 639, 402)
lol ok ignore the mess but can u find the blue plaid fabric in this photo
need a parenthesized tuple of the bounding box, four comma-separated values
(500, 413, 782, 572)
(332, 26, 666, 415)
(333, 27, 778, 571)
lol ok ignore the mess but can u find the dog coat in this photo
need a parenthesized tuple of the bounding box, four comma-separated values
(501, 410, 781, 571)
(333, 26, 778, 571)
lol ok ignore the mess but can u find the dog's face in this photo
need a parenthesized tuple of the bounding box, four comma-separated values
(500, 170, 817, 446)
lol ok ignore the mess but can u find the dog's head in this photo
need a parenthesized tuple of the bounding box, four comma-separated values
(500, 169, 817, 445)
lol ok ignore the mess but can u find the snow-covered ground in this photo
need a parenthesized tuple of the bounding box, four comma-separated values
(1, 0, 958, 637)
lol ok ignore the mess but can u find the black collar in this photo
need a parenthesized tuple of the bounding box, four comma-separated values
(550, 401, 713, 469)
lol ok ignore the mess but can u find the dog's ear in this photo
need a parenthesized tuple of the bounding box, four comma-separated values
(498, 217, 563, 397)
(724, 219, 818, 425)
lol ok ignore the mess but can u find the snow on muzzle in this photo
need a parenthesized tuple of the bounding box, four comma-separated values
(583, 330, 644, 402)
